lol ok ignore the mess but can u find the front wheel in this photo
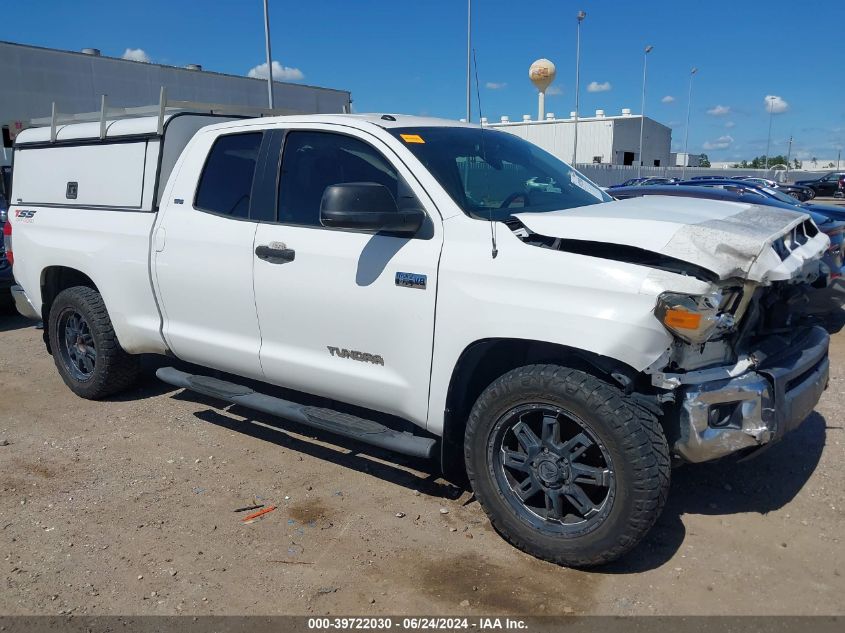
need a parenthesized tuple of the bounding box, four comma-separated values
(48, 286, 140, 399)
(464, 365, 670, 567)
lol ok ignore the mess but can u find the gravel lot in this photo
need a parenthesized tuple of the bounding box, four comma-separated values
(0, 293, 843, 616)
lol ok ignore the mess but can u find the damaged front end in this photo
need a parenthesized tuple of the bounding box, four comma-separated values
(512, 199, 831, 463)
(642, 253, 831, 462)
(648, 285, 830, 463)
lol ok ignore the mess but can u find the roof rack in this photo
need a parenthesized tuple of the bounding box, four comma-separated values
(31, 86, 294, 143)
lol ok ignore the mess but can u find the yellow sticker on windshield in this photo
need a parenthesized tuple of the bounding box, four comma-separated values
(400, 134, 425, 144)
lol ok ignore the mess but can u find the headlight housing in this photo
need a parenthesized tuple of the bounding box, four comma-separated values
(654, 291, 737, 344)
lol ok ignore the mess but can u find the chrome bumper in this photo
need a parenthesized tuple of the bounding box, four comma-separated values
(674, 326, 829, 463)
(11, 285, 40, 320)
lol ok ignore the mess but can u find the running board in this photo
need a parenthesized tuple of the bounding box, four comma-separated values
(155, 367, 437, 460)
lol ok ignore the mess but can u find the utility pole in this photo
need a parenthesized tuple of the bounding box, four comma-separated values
(572, 10, 586, 165)
(637, 45, 653, 178)
(681, 67, 697, 179)
(262, 0, 274, 108)
(466, 0, 472, 122)
(785, 135, 793, 177)
(764, 96, 776, 171)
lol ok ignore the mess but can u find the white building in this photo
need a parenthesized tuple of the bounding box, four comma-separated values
(671, 152, 701, 167)
(486, 108, 672, 167)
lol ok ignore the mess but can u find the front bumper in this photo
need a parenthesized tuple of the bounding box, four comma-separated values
(674, 326, 830, 463)
(10, 285, 40, 320)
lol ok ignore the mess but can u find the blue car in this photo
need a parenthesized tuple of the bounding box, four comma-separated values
(610, 184, 845, 284)
(674, 179, 845, 222)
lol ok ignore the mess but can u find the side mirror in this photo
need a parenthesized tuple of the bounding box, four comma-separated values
(320, 182, 423, 235)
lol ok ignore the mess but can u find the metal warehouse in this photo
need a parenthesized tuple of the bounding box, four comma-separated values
(486, 109, 672, 167)
(0, 40, 351, 157)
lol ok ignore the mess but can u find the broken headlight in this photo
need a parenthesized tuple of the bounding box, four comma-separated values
(654, 291, 738, 344)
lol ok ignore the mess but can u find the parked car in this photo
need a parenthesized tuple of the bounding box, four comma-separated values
(612, 177, 649, 187)
(795, 171, 845, 197)
(732, 176, 815, 201)
(611, 184, 845, 283)
(834, 175, 845, 199)
(7, 111, 831, 567)
(674, 179, 845, 223)
(607, 177, 678, 189)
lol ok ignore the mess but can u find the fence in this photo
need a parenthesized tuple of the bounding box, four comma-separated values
(573, 164, 831, 188)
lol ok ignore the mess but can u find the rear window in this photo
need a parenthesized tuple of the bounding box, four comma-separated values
(195, 133, 262, 218)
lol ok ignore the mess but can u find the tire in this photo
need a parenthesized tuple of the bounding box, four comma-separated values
(48, 286, 140, 399)
(464, 365, 670, 567)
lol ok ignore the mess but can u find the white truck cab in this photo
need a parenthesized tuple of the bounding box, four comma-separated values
(5, 108, 831, 567)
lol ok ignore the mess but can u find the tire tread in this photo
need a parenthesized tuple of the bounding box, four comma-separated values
(464, 364, 670, 567)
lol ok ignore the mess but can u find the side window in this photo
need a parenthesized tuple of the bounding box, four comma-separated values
(195, 132, 262, 218)
(278, 131, 400, 227)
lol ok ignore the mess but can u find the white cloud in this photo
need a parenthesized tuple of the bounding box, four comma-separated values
(546, 85, 563, 96)
(707, 104, 731, 116)
(485, 81, 507, 90)
(122, 48, 150, 63)
(586, 81, 612, 93)
(724, 121, 735, 129)
(765, 95, 789, 114)
(661, 95, 675, 104)
(702, 135, 734, 150)
(247, 60, 304, 82)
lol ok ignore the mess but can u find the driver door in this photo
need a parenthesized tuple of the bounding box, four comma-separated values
(252, 125, 443, 426)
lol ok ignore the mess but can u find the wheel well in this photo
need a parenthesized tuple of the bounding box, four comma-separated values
(439, 338, 640, 483)
(40, 267, 99, 351)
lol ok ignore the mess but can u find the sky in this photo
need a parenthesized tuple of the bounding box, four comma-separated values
(4, 0, 844, 163)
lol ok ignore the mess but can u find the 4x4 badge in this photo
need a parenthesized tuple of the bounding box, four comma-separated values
(395, 272, 426, 290)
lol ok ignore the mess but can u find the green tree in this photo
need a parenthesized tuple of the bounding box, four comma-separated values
(698, 154, 711, 168)
(792, 158, 802, 169)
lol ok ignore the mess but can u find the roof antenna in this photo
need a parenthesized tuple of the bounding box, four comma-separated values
(473, 48, 497, 259)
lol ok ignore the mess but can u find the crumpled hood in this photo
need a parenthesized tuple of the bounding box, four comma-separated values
(515, 195, 829, 283)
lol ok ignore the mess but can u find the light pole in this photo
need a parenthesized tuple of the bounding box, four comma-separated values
(764, 96, 776, 170)
(681, 67, 697, 179)
(262, 0, 274, 108)
(637, 45, 653, 178)
(466, 0, 472, 122)
(572, 10, 586, 165)
(786, 135, 793, 176)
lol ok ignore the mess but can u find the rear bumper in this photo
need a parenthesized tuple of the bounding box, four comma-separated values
(11, 285, 40, 320)
(674, 326, 829, 463)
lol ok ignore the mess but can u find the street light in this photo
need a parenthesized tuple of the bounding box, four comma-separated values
(572, 10, 586, 165)
(764, 96, 776, 170)
(681, 67, 698, 179)
(262, 0, 274, 109)
(466, 0, 472, 122)
(637, 45, 653, 178)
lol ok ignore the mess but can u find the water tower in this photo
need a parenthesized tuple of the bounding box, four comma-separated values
(529, 59, 557, 121)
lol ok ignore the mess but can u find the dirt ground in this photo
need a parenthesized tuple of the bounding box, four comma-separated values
(0, 301, 843, 617)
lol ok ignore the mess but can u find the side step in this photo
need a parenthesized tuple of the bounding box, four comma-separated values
(155, 367, 437, 460)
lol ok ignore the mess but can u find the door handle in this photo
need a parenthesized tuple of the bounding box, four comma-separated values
(255, 244, 296, 264)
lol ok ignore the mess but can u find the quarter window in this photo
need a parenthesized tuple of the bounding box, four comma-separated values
(195, 132, 262, 218)
(278, 131, 401, 227)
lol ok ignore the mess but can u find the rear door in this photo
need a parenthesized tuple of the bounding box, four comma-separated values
(153, 128, 270, 380)
(252, 125, 443, 425)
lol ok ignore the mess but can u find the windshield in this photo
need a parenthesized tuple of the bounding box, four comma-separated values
(389, 126, 611, 221)
(761, 186, 799, 205)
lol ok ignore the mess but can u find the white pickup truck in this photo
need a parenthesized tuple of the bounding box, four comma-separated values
(5, 111, 831, 567)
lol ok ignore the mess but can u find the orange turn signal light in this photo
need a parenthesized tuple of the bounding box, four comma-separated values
(663, 308, 702, 330)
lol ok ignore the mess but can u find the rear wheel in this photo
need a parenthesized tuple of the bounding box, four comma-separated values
(48, 286, 139, 399)
(465, 365, 670, 567)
